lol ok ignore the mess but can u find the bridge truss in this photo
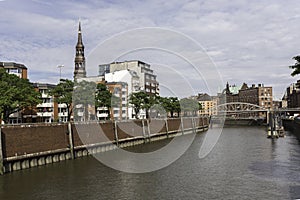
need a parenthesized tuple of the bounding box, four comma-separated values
(212, 102, 267, 119)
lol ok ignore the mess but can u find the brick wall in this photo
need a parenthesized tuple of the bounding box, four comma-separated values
(2, 124, 69, 158)
(1, 118, 208, 159)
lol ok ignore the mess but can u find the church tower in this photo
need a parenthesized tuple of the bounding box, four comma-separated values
(74, 21, 86, 80)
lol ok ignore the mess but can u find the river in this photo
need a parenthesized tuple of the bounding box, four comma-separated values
(0, 126, 300, 199)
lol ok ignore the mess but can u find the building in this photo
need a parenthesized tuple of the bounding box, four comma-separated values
(195, 93, 217, 116)
(223, 82, 247, 103)
(284, 80, 300, 108)
(33, 83, 57, 123)
(105, 70, 140, 119)
(239, 84, 273, 110)
(99, 60, 159, 96)
(273, 100, 282, 110)
(222, 82, 273, 110)
(106, 82, 129, 120)
(1, 62, 28, 123)
(33, 83, 70, 123)
(0, 62, 28, 79)
(73, 21, 87, 80)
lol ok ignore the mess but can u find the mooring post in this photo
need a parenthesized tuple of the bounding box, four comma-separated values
(180, 117, 184, 135)
(268, 111, 274, 137)
(191, 117, 196, 134)
(142, 120, 147, 143)
(165, 119, 169, 138)
(0, 126, 4, 175)
(267, 109, 270, 126)
(114, 121, 119, 146)
(147, 120, 151, 142)
(68, 122, 75, 160)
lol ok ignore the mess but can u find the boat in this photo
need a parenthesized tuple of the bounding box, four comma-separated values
(267, 127, 279, 138)
(278, 126, 285, 137)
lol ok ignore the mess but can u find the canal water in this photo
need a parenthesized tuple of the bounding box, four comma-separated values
(0, 127, 300, 200)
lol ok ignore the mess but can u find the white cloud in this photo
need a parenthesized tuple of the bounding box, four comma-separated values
(1, 0, 300, 99)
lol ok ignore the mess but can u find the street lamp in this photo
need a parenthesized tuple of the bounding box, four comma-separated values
(57, 65, 64, 81)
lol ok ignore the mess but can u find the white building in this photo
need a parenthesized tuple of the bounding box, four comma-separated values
(100, 60, 159, 96)
(34, 83, 69, 123)
(105, 70, 140, 119)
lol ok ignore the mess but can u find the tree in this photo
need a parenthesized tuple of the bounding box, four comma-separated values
(168, 97, 181, 117)
(95, 83, 119, 120)
(49, 79, 74, 122)
(0, 68, 41, 123)
(128, 92, 156, 119)
(180, 98, 201, 117)
(73, 80, 97, 121)
(289, 55, 300, 76)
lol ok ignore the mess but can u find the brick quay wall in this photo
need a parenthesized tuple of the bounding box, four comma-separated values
(0, 117, 209, 175)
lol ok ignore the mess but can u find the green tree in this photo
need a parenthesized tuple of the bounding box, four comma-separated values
(95, 83, 119, 120)
(49, 79, 74, 122)
(0, 68, 41, 123)
(129, 92, 156, 119)
(156, 97, 181, 118)
(73, 80, 97, 121)
(289, 55, 300, 76)
(168, 97, 181, 117)
(180, 98, 201, 117)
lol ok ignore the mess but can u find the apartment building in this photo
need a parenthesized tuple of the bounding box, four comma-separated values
(99, 60, 159, 96)
(0, 62, 28, 79)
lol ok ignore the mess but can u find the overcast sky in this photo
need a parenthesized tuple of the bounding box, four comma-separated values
(1, 0, 300, 99)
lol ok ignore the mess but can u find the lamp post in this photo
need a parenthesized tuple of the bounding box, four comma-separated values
(57, 65, 64, 81)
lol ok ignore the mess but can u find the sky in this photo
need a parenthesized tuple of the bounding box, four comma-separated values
(1, 0, 300, 99)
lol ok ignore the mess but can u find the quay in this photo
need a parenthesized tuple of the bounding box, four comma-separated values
(0, 117, 209, 175)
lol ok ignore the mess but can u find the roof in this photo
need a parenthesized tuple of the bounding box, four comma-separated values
(0, 62, 27, 69)
(229, 85, 242, 95)
(197, 93, 212, 101)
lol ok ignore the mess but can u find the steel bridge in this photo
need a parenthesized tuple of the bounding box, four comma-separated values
(210, 102, 300, 125)
(211, 102, 300, 115)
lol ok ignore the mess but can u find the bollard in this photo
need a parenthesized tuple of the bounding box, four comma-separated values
(114, 121, 119, 146)
(142, 120, 147, 143)
(192, 117, 196, 134)
(165, 119, 169, 138)
(147, 120, 151, 142)
(68, 122, 75, 159)
(180, 117, 184, 135)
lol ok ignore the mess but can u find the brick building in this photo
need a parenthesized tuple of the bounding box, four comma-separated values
(284, 80, 300, 108)
(0, 62, 28, 79)
(222, 82, 273, 110)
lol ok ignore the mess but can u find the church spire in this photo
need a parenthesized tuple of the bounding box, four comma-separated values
(77, 21, 83, 45)
(74, 21, 86, 80)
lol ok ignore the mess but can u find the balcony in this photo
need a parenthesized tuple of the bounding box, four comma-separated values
(58, 104, 67, 108)
(36, 103, 53, 108)
(41, 93, 51, 98)
(97, 113, 108, 118)
(37, 112, 53, 117)
(58, 112, 68, 117)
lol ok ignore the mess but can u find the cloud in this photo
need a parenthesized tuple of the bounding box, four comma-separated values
(1, 0, 300, 99)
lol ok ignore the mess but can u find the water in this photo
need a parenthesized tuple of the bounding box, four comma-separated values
(1, 127, 300, 199)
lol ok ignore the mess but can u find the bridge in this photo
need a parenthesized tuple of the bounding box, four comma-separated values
(211, 102, 300, 116)
(210, 102, 300, 126)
